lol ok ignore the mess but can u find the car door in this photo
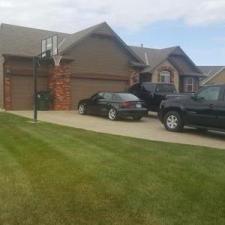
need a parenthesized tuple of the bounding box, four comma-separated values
(185, 86, 221, 127)
(214, 87, 225, 129)
(88, 93, 104, 115)
(96, 93, 113, 116)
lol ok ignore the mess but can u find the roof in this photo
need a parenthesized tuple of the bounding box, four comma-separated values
(198, 66, 225, 77)
(0, 23, 69, 56)
(198, 66, 225, 84)
(0, 22, 143, 63)
(130, 45, 203, 76)
(130, 46, 177, 72)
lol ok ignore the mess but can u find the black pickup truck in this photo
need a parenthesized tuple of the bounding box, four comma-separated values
(158, 85, 225, 132)
(129, 82, 177, 111)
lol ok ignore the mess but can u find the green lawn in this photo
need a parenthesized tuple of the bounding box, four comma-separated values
(0, 113, 225, 225)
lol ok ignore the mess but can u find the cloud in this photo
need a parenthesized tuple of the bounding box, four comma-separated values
(0, 0, 225, 32)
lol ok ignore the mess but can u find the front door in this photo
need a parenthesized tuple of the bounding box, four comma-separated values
(185, 86, 221, 127)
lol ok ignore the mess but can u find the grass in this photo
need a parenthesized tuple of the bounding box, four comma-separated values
(0, 112, 225, 225)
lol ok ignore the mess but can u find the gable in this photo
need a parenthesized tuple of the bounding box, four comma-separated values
(168, 55, 202, 76)
(208, 69, 225, 84)
(66, 35, 136, 77)
(61, 23, 143, 64)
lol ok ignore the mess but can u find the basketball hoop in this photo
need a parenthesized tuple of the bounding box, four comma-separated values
(53, 55, 62, 67)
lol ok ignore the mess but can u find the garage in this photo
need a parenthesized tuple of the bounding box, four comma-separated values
(71, 78, 128, 107)
(11, 75, 48, 110)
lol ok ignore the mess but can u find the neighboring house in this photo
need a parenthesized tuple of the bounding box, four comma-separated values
(130, 46, 203, 93)
(198, 66, 225, 86)
(0, 22, 144, 110)
(0, 22, 203, 110)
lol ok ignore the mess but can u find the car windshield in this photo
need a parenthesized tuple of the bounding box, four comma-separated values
(156, 84, 176, 93)
(115, 93, 139, 101)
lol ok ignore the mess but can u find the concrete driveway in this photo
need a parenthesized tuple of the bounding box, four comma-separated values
(10, 111, 225, 150)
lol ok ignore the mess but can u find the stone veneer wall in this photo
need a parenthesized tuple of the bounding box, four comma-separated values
(48, 62, 72, 110)
(152, 60, 179, 92)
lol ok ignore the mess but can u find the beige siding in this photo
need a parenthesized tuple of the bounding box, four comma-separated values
(152, 60, 180, 92)
(67, 35, 134, 78)
(0, 56, 4, 109)
(206, 70, 225, 85)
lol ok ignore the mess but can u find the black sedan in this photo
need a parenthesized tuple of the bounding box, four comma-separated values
(78, 92, 147, 121)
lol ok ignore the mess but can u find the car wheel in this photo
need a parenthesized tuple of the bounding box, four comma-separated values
(108, 108, 118, 121)
(133, 116, 142, 121)
(164, 111, 183, 132)
(78, 104, 87, 115)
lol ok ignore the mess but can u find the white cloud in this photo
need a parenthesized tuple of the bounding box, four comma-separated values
(0, 0, 225, 32)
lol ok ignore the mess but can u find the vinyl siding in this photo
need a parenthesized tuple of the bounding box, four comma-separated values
(66, 35, 135, 78)
(206, 70, 225, 85)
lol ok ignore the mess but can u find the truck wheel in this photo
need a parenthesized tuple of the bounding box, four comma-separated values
(164, 111, 183, 132)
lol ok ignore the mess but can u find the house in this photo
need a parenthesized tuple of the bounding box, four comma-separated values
(0, 22, 203, 110)
(130, 46, 203, 93)
(198, 66, 225, 86)
(0, 22, 145, 110)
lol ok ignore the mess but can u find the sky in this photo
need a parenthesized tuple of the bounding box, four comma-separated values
(0, 0, 225, 65)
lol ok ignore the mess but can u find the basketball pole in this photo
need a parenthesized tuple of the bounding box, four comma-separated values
(33, 56, 38, 122)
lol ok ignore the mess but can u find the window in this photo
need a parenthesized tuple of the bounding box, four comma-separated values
(91, 93, 103, 100)
(103, 93, 113, 100)
(116, 93, 139, 101)
(156, 84, 177, 93)
(197, 86, 221, 101)
(142, 83, 155, 92)
(160, 71, 171, 83)
(184, 77, 194, 93)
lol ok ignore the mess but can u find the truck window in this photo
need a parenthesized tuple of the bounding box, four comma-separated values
(156, 84, 176, 93)
(197, 86, 221, 101)
(142, 83, 155, 92)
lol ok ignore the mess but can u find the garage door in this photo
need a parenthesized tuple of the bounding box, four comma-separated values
(71, 78, 128, 107)
(11, 75, 48, 110)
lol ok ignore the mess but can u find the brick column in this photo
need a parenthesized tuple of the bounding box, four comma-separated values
(4, 75, 12, 110)
(48, 63, 72, 110)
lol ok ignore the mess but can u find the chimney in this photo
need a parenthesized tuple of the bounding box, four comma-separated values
(141, 43, 144, 48)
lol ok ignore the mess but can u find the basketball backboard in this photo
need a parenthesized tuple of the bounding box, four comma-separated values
(41, 35, 58, 59)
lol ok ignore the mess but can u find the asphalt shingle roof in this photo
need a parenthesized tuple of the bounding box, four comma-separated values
(131, 45, 202, 76)
(130, 46, 177, 72)
(0, 23, 69, 56)
(198, 66, 225, 77)
(0, 22, 143, 63)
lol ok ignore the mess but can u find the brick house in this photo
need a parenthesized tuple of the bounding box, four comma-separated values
(131, 46, 203, 92)
(199, 66, 225, 86)
(0, 22, 145, 110)
(0, 22, 203, 110)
